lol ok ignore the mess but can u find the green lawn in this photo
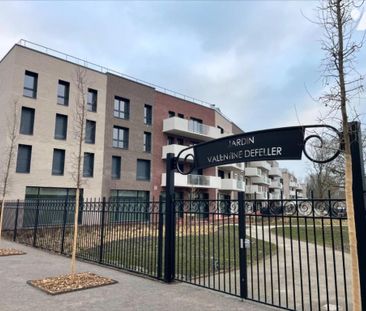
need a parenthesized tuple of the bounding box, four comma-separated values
(81, 225, 277, 278)
(272, 225, 349, 252)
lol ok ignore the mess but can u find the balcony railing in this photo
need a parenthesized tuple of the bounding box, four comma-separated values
(251, 175, 271, 185)
(247, 161, 271, 171)
(163, 117, 222, 141)
(218, 162, 244, 171)
(269, 181, 282, 189)
(244, 167, 261, 177)
(269, 167, 282, 177)
(161, 173, 221, 189)
(220, 178, 245, 191)
(162, 144, 193, 160)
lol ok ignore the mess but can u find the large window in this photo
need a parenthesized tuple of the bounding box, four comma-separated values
(143, 132, 151, 153)
(54, 114, 68, 140)
(110, 190, 150, 222)
(112, 156, 121, 180)
(24, 187, 83, 227)
(136, 159, 150, 181)
(20, 107, 35, 135)
(144, 104, 152, 125)
(52, 149, 65, 176)
(114, 96, 130, 119)
(85, 120, 96, 144)
(87, 88, 97, 112)
(16, 144, 32, 173)
(23, 70, 38, 98)
(113, 126, 129, 149)
(83, 152, 94, 177)
(57, 80, 70, 106)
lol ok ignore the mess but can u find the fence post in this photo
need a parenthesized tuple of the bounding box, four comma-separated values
(60, 196, 68, 254)
(157, 195, 164, 279)
(13, 199, 19, 241)
(33, 197, 40, 247)
(349, 121, 366, 310)
(99, 197, 106, 264)
(238, 191, 248, 299)
(164, 153, 175, 283)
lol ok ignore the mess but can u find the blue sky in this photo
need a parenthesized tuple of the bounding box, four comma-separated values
(1, 1, 365, 180)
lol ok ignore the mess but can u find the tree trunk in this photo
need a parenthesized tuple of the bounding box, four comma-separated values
(71, 188, 80, 274)
(335, 0, 361, 308)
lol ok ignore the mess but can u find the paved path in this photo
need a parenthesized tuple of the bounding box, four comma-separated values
(0, 240, 274, 311)
(201, 224, 351, 311)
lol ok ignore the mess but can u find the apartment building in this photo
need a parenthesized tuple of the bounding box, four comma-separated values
(0, 41, 305, 203)
(155, 92, 244, 201)
(281, 169, 306, 199)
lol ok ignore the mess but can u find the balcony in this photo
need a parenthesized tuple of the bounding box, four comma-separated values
(247, 161, 271, 171)
(220, 179, 245, 191)
(163, 117, 221, 141)
(289, 190, 296, 197)
(217, 162, 244, 171)
(162, 144, 193, 160)
(246, 185, 267, 199)
(269, 180, 282, 189)
(244, 167, 261, 177)
(161, 173, 221, 189)
(289, 181, 298, 188)
(245, 185, 259, 194)
(269, 167, 282, 177)
(251, 175, 271, 185)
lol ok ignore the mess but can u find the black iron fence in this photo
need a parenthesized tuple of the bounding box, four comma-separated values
(1, 198, 164, 279)
(1, 194, 350, 311)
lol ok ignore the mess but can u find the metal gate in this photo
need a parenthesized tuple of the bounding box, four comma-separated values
(173, 194, 350, 311)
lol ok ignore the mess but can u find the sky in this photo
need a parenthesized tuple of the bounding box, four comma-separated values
(1, 1, 365, 180)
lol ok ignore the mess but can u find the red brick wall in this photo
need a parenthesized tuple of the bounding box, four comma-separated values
(151, 92, 217, 200)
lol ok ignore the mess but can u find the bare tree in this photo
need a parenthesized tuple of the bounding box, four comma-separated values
(317, 0, 365, 309)
(70, 67, 88, 274)
(0, 99, 19, 242)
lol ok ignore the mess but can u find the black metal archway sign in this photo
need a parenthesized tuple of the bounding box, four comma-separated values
(175, 124, 342, 174)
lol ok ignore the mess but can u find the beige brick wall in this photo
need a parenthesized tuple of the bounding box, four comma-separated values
(0, 45, 107, 199)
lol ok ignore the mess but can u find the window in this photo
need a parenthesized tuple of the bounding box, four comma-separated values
(16, 144, 32, 173)
(54, 114, 68, 140)
(87, 88, 97, 112)
(114, 96, 130, 119)
(85, 120, 96, 144)
(178, 113, 184, 118)
(20, 107, 35, 135)
(83, 152, 94, 177)
(112, 156, 121, 180)
(52, 149, 65, 176)
(167, 136, 174, 145)
(189, 117, 203, 133)
(57, 80, 70, 106)
(168, 111, 175, 118)
(23, 71, 38, 98)
(144, 104, 152, 125)
(113, 126, 129, 149)
(144, 132, 151, 153)
(136, 159, 150, 181)
(177, 138, 184, 145)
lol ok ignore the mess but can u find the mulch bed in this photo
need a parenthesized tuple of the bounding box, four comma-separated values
(27, 272, 117, 295)
(0, 248, 26, 256)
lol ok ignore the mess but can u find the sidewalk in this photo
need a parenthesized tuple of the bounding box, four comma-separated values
(0, 240, 273, 311)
